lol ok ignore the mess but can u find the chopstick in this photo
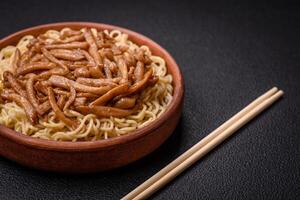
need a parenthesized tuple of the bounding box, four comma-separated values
(122, 87, 283, 200)
(123, 87, 278, 200)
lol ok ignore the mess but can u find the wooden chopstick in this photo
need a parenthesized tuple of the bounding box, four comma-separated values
(122, 87, 278, 200)
(122, 87, 283, 200)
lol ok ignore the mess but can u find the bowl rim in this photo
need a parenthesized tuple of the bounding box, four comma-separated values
(0, 22, 184, 151)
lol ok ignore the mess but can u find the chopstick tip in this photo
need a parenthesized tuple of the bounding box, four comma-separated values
(272, 86, 278, 91)
(277, 90, 284, 96)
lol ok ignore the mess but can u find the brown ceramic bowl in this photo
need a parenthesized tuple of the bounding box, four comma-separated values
(0, 22, 184, 173)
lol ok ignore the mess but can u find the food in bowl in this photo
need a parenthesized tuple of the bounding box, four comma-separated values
(0, 27, 173, 141)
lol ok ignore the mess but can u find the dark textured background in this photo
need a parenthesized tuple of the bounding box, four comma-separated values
(0, 0, 299, 199)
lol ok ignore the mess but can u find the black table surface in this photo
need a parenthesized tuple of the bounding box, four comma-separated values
(0, 1, 299, 199)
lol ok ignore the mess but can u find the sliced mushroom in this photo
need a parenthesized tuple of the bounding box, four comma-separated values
(50, 49, 85, 61)
(38, 100, 51, 115)
(1, 92, 37, 124)
(114, 97, 137, 109)
(83, 28, 103, 68)
(134, 61, 144, 82)
(17, 62, 56, 75)
(63, 85, 76, 111)
(76, 77, 119, 87)
(127, 68, 153, 94)
(47, 87, 77, 128)
(76, 105, 137, 118)
(41, 47, 69, 72)
(26, 74, 42, 115)
(3, 71, 27, 98)
(90, 83, 129, 106)
(11, 49, 20, 75)
(116, 57, 128, 83)
(45, 42, 89, 49)
(48, 75, 113, 95)
(57, 95, 67, 110)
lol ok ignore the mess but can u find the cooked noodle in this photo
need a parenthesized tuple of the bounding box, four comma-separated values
(0, 28, 173, 141)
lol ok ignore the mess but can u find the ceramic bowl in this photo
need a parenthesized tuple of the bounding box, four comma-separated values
(0, 22, 184, 173)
